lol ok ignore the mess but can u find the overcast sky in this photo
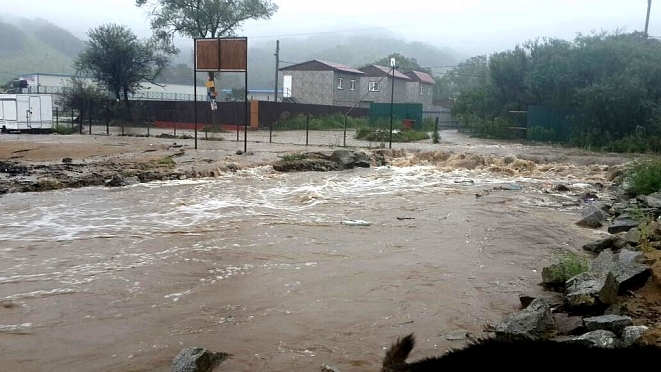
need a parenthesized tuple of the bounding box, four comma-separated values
(4, 0, 658, 55)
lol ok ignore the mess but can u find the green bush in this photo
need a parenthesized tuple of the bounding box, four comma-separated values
(281, 152, 308, 162)
(527, 126, 556, 142)
(355, 127, 429, 142)
(52, 124, 78, 135)
(543, 252, 589, 283)
(275, 113, 367, 130)
(625, 160, 661, 195)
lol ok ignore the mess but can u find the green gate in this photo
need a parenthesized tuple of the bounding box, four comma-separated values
(369, 103, 423, 130)
(527, 106, 575, 143)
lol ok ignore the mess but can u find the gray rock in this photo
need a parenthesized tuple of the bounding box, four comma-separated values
(105, 174, 140, 187)
(171, 347, 228, 372)
(518, 292, 564, 309)
(62, 157, 73, 163)
(330, 150, 356, 168)
(442, 329, 470, 341)
(569, 330, 617, 348)
(321, 364, 341, 372)
(590, 248, 651, 293)
(608, 215, 641, 234)
(353, 152, 371, 168)
(576, 206, 609, 228)
(494, 299, 557, 342)
(582, 235, 629, 254)
(273, 159, 345, 173)
(604, 304, 628, 316)
(610, 202, 629, 216)
(552, 313, 586, 336)
(584, 315, 633, 337)
(622, 228, 641, 245)
(621, 325, 649, 347)
(639, 192, 661, 209)
(555, 184, 570, 192)
(565, 272, 618, 310)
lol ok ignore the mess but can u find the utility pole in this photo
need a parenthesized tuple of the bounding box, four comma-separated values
(274, 40, 280, 103)
(645, 0, 653, 37)
(389, 58, 396, 149)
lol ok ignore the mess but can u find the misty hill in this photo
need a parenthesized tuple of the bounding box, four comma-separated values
(0, 18, 82, 83)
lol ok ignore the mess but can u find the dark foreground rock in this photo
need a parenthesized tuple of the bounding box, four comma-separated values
(495, 299, 557, 341)
(171, 347, 228, 372)
(569, 330, 618, 348)
(576, 206, 609, 228)
(608, 214, 641, 234)
(584, 315, 633, 337)
(519, 292, 564, 309)
(553, 313, 586, 336)
(105, 174, 141, 187)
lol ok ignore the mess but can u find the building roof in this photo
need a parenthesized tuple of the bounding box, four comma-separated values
(360, 65, 410, 80)
(279, 60, 365, 75)
(405, 71, 436, 85)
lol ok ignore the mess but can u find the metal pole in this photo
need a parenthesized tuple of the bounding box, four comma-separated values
(306, 114, 309, 146)
(79, 98, 83, 134)
(88, 98, 92, 135)
(645, 0, 653, 37)
(274, 40, 280, 104)
(194, 39, 198, 150)
(343, 114, 347, 147)
(173, 110, 177, 137)
(106, 100, 109, 136)
(55, 107, 59, 127)
(389, 65, 395, 149)
(244, 41, 249, 154)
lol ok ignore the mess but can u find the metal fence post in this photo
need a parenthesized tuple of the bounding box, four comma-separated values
(79, 98, 83, 134)
(106, 100, 110, 136)
(173, 110, 177, 137)
(89, 98, 93, 135)
(55, 107, 59, 127)
(306, 114, 309, 146)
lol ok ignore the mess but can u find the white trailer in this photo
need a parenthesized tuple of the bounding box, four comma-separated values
(0, 94, 54, 134)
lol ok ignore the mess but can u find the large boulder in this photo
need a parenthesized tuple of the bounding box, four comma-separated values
(518, 292, 564, 309)
(105, 174, 140, 187)
(576, 206, 609, 228)
(590, 248, 651, 293)
(494, 299, 557, 342)
(353, 152, 371, 168)
(583, 315, 633, 337)
(330, 150, 356, 168)
(569, 330, 617, 348)
(171, 347, 228, 372)
(541, 263, 570, 288)
(565, 272, 618, 310)
(582, 235, 629, 254)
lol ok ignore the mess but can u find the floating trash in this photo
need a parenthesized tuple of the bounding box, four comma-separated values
(341, 220, 371, 226)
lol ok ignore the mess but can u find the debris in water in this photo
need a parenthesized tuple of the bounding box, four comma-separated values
(454, 179, 475, 185)
(396, 217, 415, 220)
(341, 220, 371, 226)
(509, 183, 523, 190)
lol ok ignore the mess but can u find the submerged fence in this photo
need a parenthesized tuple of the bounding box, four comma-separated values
(49, 98, 455, 148)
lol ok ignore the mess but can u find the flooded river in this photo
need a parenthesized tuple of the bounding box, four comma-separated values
(0, 144, 623, 371)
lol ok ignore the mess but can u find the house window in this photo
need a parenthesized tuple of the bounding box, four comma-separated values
(337, 78, 343, 89)
(428, 87, 432, 96)
(420, 86, 424, 95)
(369, 81, 379, 92)
(350, 79, 356, 90)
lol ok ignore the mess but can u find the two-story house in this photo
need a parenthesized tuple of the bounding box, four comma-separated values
(404, 71, 435, 109)
(279, 59, 435, 108)
(279, 60, 365, 106)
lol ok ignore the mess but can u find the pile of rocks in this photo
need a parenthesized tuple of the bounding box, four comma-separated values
(494, 191, 661, 348)
(272, 150, 383, 173)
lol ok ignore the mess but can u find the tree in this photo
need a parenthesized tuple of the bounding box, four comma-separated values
(136, 0, 278, 74)
(75, 24, 171, 120)
(434, 55, 489, 101)
(367, 53, 431, 73)
(57, 77, 109, 116)
(224, 87, 246, 102)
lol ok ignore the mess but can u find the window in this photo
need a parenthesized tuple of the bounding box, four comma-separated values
(369, 81, 380, 92)
(350, 79, 356, 90)
(420, 86, 424, 95)
(337, 78, 343, 89)
(428, 87, 432, 96)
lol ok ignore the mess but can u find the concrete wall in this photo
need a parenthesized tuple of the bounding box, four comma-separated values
(405, 82, 434, 108)
(359, 77, 409, 105)
(332, 72, 362, 107)
(285, 70, 334, 105)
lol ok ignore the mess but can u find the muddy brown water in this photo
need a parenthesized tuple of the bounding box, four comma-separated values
(0, 139, 627, 371)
